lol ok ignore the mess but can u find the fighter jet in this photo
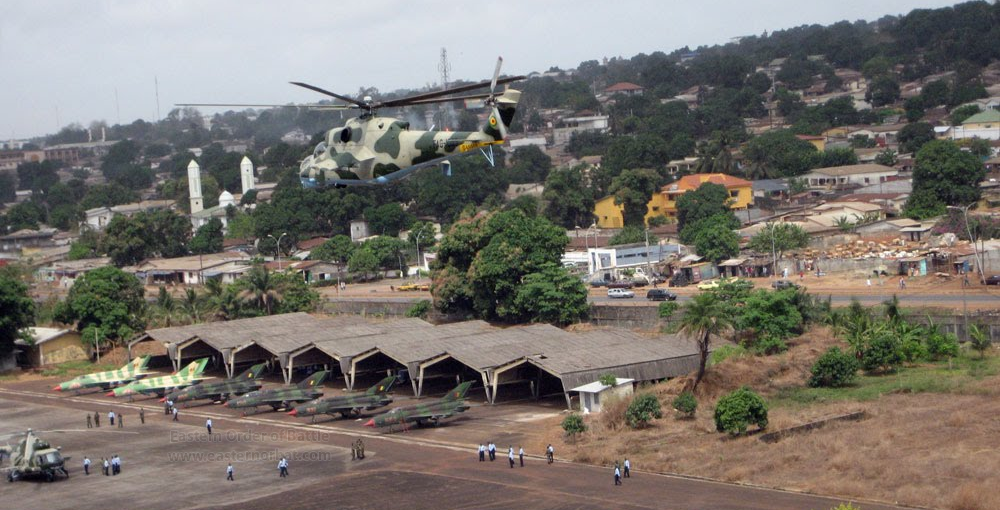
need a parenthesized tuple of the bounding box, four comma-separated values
(288, 375, 397, 422)
(364, 381, 473, 430)
(225, 370, 329, 414)
(107, 358, 209, 398)
(162, 363, 267, 405)
(52, 356, 152, 393)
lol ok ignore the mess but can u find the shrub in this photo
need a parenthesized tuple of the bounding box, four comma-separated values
(598, 373, 617, 386)
(749, 335, 788, 355)
(561, 413, 587, 438)
(626, 393, 662, 429)
(672, 391, 697, 417)
(658, 301, 679, 318)
(714, 386, 768, 436)
(829, 504, 861, 510)
(809, 347, 859, 388)
(405, 300, 431, 318)
(967, 324, 992, 359)
(709, 344, 747, 365)
(858, 330, 904, 373)
(924, 331, 959, 360)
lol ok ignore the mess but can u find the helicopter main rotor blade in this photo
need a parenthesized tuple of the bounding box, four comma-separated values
(378, 76, 525, 109)
(402, 93, 492, 106)
(490, 56, 503, 96)
(177, 103, 353, 110)
(289, 82, 367, 107)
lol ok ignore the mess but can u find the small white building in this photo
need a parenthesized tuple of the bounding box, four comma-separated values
(569, 378, 634, 413)
(801, 164, 898, 189)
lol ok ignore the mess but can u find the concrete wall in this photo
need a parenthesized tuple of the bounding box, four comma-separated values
(910, 312, 1000, 343)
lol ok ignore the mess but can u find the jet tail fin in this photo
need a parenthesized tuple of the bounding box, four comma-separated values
(125, 355, 151, 374)
(442, 381, 474, 402)
(297, 370, 330, 389)
(235, 363, 267, 381)
(183, 358, 209, 377)
(366, 375, 397, 395)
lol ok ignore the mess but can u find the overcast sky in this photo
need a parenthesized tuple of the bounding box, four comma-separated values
(0, 0, 963, 139)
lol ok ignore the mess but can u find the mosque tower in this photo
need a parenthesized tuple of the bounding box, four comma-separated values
(187, 160, 203, 213)
(240, 156, 255, 194)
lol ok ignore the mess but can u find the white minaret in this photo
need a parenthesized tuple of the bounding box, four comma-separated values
(240, 156, 255, 194)
(187, 160, 203, 213)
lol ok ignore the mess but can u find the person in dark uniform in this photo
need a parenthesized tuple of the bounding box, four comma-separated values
(87, 414, 92, 428)
(94, 411, 100, 427)
(139, 408, 145, 424)
(117, 413, 123, 428)
(518, 446, 524, 467)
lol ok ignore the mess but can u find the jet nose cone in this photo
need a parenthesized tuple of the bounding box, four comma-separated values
(159, 397, 166, 403)
(287, 409, 297, 417)
(53, 386, 62, 391)
(106, 391, 115, 397)
(222, 402, 230, 408)
(364, 419, 375, 427)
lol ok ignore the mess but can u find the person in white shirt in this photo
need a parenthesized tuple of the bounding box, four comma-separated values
(226, 463, 234, 481)
(206, 418, 213, 435)
(83, 456, 91, 475)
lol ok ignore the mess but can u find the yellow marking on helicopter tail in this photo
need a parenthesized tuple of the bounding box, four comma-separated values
(458, 140, 503, 152)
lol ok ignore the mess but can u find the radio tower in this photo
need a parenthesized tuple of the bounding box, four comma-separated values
(438, 47, 451, 90)
(436, 48, 453, 129)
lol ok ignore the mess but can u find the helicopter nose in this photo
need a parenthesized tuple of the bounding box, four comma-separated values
(364, 419, 375, 427)
(287, 409, 297, 417)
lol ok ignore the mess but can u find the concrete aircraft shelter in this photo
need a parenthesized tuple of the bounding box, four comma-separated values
(128, 312, 702, 407)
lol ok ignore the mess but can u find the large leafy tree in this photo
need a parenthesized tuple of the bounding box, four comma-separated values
(542, 165, 594, 229)
(904, 140, 986, 219)
(104, 210, 192, 266)
(310, 235, 356, 264)
(55, 266, 146, 346)
(897, 122, 936, 155)
(0, 274, 34, 356)
(675, 183, 739, 244)
(693, 218, 740, 263)
(506, 145, 552, 184)
(512, 263, 589, 326)
(748, 223, 810, 261)
(189, 218, 224, 255)
(865, 75, 901, 107)
(432, 209, 585, 324)
(678, 292, 732, 389)
(609, 168, 661, 227)
(364, 203, 413, 237)
(742, 130, 818, 178)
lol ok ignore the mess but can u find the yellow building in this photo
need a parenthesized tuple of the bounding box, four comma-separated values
(593, 173, 753, 228)
(795, 134, 826, 151)
(14, 328, 86, 367)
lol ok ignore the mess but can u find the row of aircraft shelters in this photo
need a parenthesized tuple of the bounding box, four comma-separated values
(128, 312, 703, 408)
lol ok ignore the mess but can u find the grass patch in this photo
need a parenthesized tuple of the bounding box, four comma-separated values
(710, 344, 749, 366)
(772, 352, 1000, 408)
(40, 360, 117, 377)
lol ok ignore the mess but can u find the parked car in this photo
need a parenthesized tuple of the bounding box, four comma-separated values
(771, 280, 800, 290)
(646, 289, 677, 301)
(607, 288, 635, 299)
(589, 279, 609, 288)
(985, 275, 1000, 285)
(606, 281, 636, 289)
(696, 277, 740, 291)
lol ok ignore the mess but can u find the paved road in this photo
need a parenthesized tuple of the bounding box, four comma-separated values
(0, 382, 910, 510)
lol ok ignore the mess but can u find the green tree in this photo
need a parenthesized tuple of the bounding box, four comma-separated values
(598, 373, 617, 386)
(743, 130, 819, 178)
(561, 413, 587, 439)
(949, 104, 981, 126)
(405, 300, 431, 319)
(897, 122, 935, 154)
(626, 393, 663, 429)
(310, 235, 356, 264)
(714, 386, 768, 436)
(0, 274, 35, 357)
(679, 293, 732, 389)
(608, 225, 646, 246)
(809, 347, 860, 388)
(693, 217, 739, 263)
(348, 245, 380, 280)
(513, 263, 589, 325)
(967, 324, 992, 359)
(676, 182, 739, 244)
(104, 210, 191, 266)
(54, 266, 146, 346)
(0, 174, 15, 202)
(364, 202, 413, 237)
(865, 75, 901, 107)
(748, 223, 810, 262)
(2, 202, 45, 231)
(236, 265, 282, 315)
(506, 145, 552, 184)
(79, 183, 139, 210)
(609, 169, 661, 227)
(874, 149, 898, 167)
(542, 165, 594, 229)
(189, 218, 224, 255)
(904, 140, 985, 218)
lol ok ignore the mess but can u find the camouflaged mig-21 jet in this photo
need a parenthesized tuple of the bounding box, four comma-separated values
(161, 362, 267, 406)
(107, 358, 209, 399)
(224, 370, 330, 415)
(364, 381, 473, 431)
(287, 375, 397, 423)
(52, 355, 153, 393)
(180, 57, 524, 187)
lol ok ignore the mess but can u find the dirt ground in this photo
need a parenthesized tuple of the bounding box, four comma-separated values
(551, 328, 1000, 510)
(0, 373, 904, 510)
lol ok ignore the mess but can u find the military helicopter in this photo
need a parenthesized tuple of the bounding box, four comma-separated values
(181, 57, 524, 187)
(1, 429, 70, 482)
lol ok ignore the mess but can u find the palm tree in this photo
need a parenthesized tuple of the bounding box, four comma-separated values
(152, 286, 178, 327)
(179, 287, 205, 324)
(239, 265, 282, 315)
(678, 293, 733, 389)
(968, 324, 991, 359)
